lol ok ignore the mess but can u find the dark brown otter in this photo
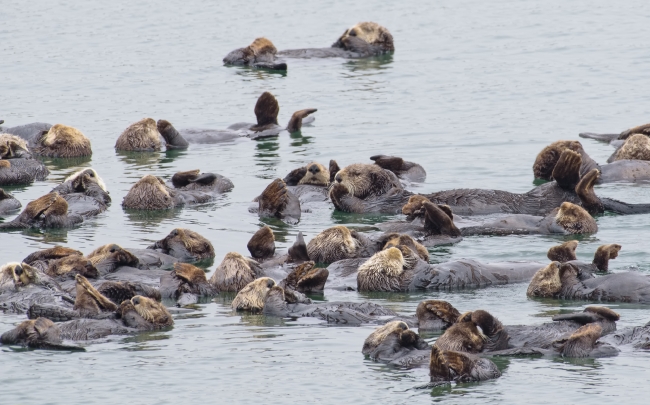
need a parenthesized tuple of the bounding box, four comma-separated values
(148, 228, 215, 262)
(251, 178, 301, 223)
(32, 124, 92, 158)
(362, 321, 429, 361)
(429, 346, 501, 384)
(416, 300, 462, 331)
(278, 261, 329, 293)
(547, 241, 621, 273)
(533, 140, 600, 181)
(378, 233, 429, 261)
(224, 22, 394, 70)
(209, 252, 263, 292)
(0, 192, 83, 229)
(73, 274, 118, 316)
(0, 318, 84, 351)
(370, 155, 426, 182)
(160, 262, 218, 299)
(115, 118, 162, 151)
(247, 226, 276, 260)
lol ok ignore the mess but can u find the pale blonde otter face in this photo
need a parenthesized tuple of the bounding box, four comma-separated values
(298, 162, 330, 187)
(122, 175, 174, 210)
(333, 163, 396, 199)
(64, 168, 107, 191)
(362, 320, 409, 351)
(131, 295, 173, 326)
(614, 133, 650, 161)
(0, 134, 29, 154)
(357, 247, 405, 292)
(527, 262, 562, 297)
(209, 252, 260, 292)
(37, 124, 92, 158)
(555, 202, 597, 234)
(115, 118, 161, 151)
(231, 277, 276, 311)
(0, 262, 37, 287)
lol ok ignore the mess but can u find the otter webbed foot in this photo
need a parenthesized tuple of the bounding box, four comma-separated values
(287, 231, 309, 262)
(552, 149, 582, 190)
(257, 178, 301, 224)
(423, 202, 461, 237)
(575, 168, 604, 215)
(280, 261, 328, 293)
(286, 109, 317, 133)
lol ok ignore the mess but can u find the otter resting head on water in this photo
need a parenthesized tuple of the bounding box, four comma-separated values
(115, 118, 161, 152)
(149, 228, 215, 262)
(32, 124, 92, 158)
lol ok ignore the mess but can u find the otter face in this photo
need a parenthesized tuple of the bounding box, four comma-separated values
(555, 202, 598, 234)
(527, 262, 562, 297)
(87, 243, 139, 274)
(131, 295, 173, 327)
(614, 133, 650, 161)
(231, 277, 276, 311)
(115, 118, 161, 151)
(1, 262, 39, 288)
(433, 320, 486, 354)
(122, 175, 174, 210)
(152, 228, 215, 261)
(429, 347, 501, 383)
(247, 226, 276, 260)
(533, 141, 583, 180)
(416, 300, 461, 331)
(381, 233, 429, 261)
(209, 252, 262, 292)
(362, 321, 428, 360)
(35, 124, 92, 158)
(547, 240, 579, 262)
(74, 274, 118, 314)
(222, 38, 283, 69)
(46, 255, 99, 279)
(333, 22, 394, 53)
(357, 247, 406, 292)
(306, 226, 360, 264)
(332, 163, 397, 199)
(298, 162, 330, 187)
(64, 168, 107, 192)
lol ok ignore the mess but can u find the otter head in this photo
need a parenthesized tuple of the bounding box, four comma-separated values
(36, 124, 92, 158)
(64, 168, 107, 193)
(122, 175, 174, 210)
(231, 277, 276, 311)
(468, 310, 509, 351)
(553, 324, 604, 358)
(73, 274, 118, 315)
(614, 133, 650, 161)
(416, 300, 461, 331)
(592, 243, 621, 272)
(429, 347, 501, 383)
(433, 317, 487, 354)
(253, 92, 280, 129)
(281, 261, 329, 293)
(115, 118, 161, 151)
(422, 202, 461, 237)
(46, 255, 99, 279)
(209, 252, 262, 292)
(332, 163, 398, 199)
(247, 226, 276, 260)
(298, 162, 330, 187)
(1, 262, 40, 288)
(0, 317, 84, 351)
(547, 240, 579, 263)
(527, 262, 562, 298)
(129, 295, 173, 327)
(306, 225, 362, 264)
(362, 321, 428, 360)
(151, 228, 215, 261)
(223, 38, 284, 69)
(533, 141, 583, 180)
(172, 263, 208, 286)
(87, 243, 139, 274)
(554, 202, 598, 234)
(0, 134, 30, 159)
(380, 233, 429, 261)
(332, 22, 394, 54)
(401, 195, 430, 219)
(357, 247, 410, 292)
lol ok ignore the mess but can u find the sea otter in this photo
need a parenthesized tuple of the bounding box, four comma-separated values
(369, 155, 426, 182)
(282, 161, 332, 203)
(21, 246, 99, 280)
(579, 121, 650, 143)
(0, 188, 21, 216)
(546, 241, 621, 274)
(209, 252, 263, 292)
(50, 168, 111, 218)
(122, 171, 233, 210)
(159, 94, 317, 144)
(1, 122, 92, 158)
(527, 260, 650, 304)
(0, 318, 84, 351)
(223, 22, 394, 70)
(607, 133, 650, 163)
(0, 134, 49, 185)
(534, 139, 650, 183)
(148, 228, 215, 262)
(0, 192, 83, 229)
(250, 178, 302, 223)
(159, 263, 218, 305)
(0, 262, 72, 314)
(115, 118, 162, 151)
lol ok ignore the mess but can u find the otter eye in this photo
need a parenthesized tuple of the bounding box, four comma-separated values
(110, 248, 116, 253)
(349, 29, 357, 36)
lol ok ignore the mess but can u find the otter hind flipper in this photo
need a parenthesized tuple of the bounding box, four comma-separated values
(157, 120, 189, 150)
(287, 231, 309, 262)
(257, 179, 301, 223)
(423, 202, 461, 236)
(286, 109, 317, 133)
(370, 155, 404, 172)
(189, 173, 218, 186)
(284, 167, 308, 186)
(552, 149, 582, 190)
(578, 133, 620, 142)
(329, 160, 341, 184)
(592, 243, 621, 272)
(575, 169, 604, 215)
(252, 61, 287, 71)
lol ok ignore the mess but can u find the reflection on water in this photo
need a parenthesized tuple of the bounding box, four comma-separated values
(231, 65, 288, 80)
(123, 207, 184, 228)
(343, 54, 394, 72)
(254, 139, 280, 179)
(43, 156, 93, 172)
(289, 131, 313, 149)
(0, 227, 71, 245)
(115, 150, 164, 169)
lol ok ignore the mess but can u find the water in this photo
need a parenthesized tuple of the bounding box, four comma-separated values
(2, 0, 650, 403)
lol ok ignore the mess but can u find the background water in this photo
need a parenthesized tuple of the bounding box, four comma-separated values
(2, 0, 650, 403)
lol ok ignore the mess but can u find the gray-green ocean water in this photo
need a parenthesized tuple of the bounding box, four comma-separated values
(2, 0, 650, 403)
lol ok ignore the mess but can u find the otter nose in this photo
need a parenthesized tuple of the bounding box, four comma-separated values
(132, 296, 141, 305)
(14, 265, 23, 276)
(309, 165, 319, 174)
(335, 173, 342, 183)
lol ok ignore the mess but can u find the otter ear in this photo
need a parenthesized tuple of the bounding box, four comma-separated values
(329, 160, 341, 183)
(370, 155, 404, 172)
(284, 167, 308, 186)
(288, 232, 309, 262)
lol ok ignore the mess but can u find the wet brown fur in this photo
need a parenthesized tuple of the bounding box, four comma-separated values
(614, 133, 650, 161)
(122, 175, 174, 210)
(231, 277, 276, 311)
(555, 202, 597, 234)
(555, 323, 602, 357)
(247, 226, 276, 260)
(282, 261, 328, 292)
(158, 228, 215, 260)
(434, 320, 486, 353)
(35, 124, 92, 158)
(253, 92, 280, 128)
(258, 178, 290, 217)
(115, 118, 161, 151)
(547, 240, 578, 262)
(334, 22, 394, 52)
(593, 244, 621, 272)
(533, 140, 583, 180)
(381, 233, 429, 261)
(73, 274, 118, 314)
(527, 262, 562, 297)
(131, 295, 173, 326)
(306, 226, 359, 263)
(332, 163, 398, 199)
(416, 300, 461, 328)
(361, 320, 409, 353)
(209, 252, 261, 292)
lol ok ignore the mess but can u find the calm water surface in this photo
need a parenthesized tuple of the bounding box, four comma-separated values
(2, 0, 650, 404)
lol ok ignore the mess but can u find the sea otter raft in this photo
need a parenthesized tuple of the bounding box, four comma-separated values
(223, 22, 394, 70)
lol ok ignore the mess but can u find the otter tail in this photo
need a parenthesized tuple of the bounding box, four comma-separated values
(578, 132, 619, 142)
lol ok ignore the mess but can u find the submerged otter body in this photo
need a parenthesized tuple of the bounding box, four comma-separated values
(2, 122, 92, 158)
(579, 122, 650, 144)
(50, 168, 111, 218)
(0, 188, 21, 216)
(122, 171, 233, 210)
(0, 134, 49, 185)
(223, 22, 394, 71)
(0, 192, 83, 230)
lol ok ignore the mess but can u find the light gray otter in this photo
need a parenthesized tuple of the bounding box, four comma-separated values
(0, 134, 50, 185)
(0, 192, 83, 229)
(30, 124, 92, 158)
(223, 22, 394, 70)
(50, 168, 111, 218)
(250, 178, 301, 224)
(369, 155, 426, 182)
(534, 139, 650, 183)
(159, 263, 218, 305)
(0, 188, 21, 216)
(579, 122, 650, 143)
(158, 92, 317, 145)
(148, 228, 215, 262)
(527, 260, 650, 304)
(122, 171, 233, 210)
(0, 318, 84, 351)
(330, 151, 650, 216)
